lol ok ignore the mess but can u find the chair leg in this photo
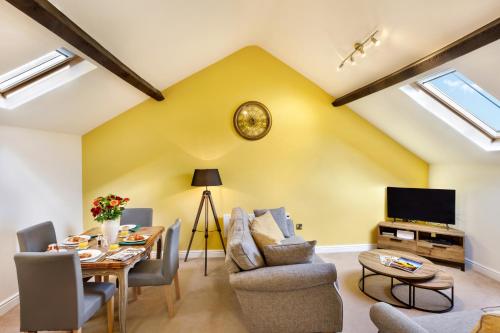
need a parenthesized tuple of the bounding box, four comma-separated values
(107, 295, 114, 333)
(136, 286, 142, 295)
(164, 284, 175, 318)
(133, 286, 141, 299)
(174, 271, 181, 300)
(104, 275, 109, 282)
(95, 275, 102, 282)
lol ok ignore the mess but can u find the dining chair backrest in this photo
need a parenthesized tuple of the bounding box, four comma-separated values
(120, 208, 153, 227)
(17, 221, 57, 252)
(161, 219, 181, 284)
(14, 252, 85, 331)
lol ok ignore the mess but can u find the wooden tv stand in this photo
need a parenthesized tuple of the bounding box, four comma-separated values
(377, 221, 465, 271)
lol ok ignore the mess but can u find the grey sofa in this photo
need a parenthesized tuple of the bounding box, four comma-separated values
(370, 302, 483, 333)
(225, 207, 343, 333)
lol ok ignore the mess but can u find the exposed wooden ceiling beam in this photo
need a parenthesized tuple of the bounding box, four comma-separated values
(6, 0, 165, 101)
(332, 17, 500, 107)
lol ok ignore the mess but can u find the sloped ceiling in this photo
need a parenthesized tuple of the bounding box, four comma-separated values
(0, 0, 499, 163)
(348, 40, 500, 164)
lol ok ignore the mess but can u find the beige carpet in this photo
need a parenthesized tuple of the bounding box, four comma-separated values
(2, 252, 500, 332)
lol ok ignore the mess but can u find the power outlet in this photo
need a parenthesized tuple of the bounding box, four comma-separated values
(296, 223, 303, 230)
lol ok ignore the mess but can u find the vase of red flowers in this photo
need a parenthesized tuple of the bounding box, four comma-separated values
(91, 194, 129, 244)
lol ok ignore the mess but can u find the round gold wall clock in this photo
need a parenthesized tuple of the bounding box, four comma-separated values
(233, 101, 272, 140)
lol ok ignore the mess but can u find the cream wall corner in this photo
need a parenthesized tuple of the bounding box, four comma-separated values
(0, 125, 83, 312)
(430, 163, 500, 280)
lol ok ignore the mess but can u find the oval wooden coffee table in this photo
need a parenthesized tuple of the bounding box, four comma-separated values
(358, 249, 440, 310)
(395, 270, 454, 313)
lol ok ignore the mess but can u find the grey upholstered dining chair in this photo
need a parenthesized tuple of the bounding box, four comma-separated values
(120, 208, 153, 227)
(17, 221, 56, 252)
(14, 252, 115, 333)
(128, 219, 181, 317)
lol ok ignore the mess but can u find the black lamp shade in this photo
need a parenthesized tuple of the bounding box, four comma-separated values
(191, 169, 222, 187)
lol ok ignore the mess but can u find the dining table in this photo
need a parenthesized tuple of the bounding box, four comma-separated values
(79, 226, 165, 333)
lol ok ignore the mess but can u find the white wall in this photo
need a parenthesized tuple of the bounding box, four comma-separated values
(0, 126, 82, 314)
(430, 164, 500, 280)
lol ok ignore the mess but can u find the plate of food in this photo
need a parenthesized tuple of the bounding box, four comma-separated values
(78, 249, 101, 261)
(120, 224, 137, 231)
(121, 234, 150, 244)
(63, 234, 91, 245)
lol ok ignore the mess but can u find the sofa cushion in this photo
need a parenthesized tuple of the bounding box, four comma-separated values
(254, 207, 290, 237)
(280, 235, 305, 244)
(229, 262, 338, 292)
(285, 217, 296, 237)
(370, 302, 428, 333)
(224, 253, 241, 274)
(413, 309, 483, 333)
(262, 240, 316, 266)
(227, 207, 265, 271)
(250, 211, 284, 249)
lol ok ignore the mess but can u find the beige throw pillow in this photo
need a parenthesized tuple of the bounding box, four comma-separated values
(472, 311, 500, 333)
(250, 211, 284, 250)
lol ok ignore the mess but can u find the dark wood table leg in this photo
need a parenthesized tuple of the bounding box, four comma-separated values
(117, 268, 130, 333)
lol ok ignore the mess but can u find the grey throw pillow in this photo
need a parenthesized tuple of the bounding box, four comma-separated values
(262, 240, 317, 266)
(228, 208, 265, 271)
(254, 207, 290, 237)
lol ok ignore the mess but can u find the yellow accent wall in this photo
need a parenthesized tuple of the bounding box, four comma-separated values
(82, 46, 428, 250)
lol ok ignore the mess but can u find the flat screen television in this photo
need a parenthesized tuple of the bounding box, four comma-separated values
(387, 187, 455, 225)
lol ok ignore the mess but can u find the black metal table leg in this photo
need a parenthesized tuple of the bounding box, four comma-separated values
(358, 265, 411, 309)
(362, 267, 365, 291)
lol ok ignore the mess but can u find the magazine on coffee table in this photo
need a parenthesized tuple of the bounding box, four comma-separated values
(379, 255, 423, 273)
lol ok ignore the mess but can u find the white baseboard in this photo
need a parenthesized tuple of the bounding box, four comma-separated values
(316, 243, 376, 253)
(0, 293, 19, 317)
(179, 243, 376, 259)
(179, 249, 226, 259)
(466, 258, 500, 282)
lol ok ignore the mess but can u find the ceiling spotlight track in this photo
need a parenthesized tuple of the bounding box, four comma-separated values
(337, 30, 380, 71)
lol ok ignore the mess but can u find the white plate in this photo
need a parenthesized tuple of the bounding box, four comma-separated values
(122, 234, 150, 243)
(47, 248, 67, 253)
(120, 224, 137, 231)
(63, 234, 91, 245)
(78, 249, 102, 261)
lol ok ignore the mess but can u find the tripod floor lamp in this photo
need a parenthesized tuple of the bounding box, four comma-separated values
(184, 169, 226, 276)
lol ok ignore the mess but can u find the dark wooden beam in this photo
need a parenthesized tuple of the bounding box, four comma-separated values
(332, 18, 500, 107)
(6, 0, 165, 101)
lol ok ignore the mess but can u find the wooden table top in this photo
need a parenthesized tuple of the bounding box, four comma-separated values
(359, 249, 437, 281)
(402, 270, 454, 290)
(78, 226, 164, 270)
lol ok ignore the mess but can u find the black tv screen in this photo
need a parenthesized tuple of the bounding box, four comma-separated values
(387, 187, 455, 224)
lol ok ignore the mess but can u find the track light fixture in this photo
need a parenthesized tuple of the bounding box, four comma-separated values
(337, 30, 380, 71)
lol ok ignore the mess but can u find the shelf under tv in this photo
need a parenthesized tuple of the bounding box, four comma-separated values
(377, 221, 465, 271)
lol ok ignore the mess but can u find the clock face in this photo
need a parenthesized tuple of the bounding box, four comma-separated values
(233, 101, 272, 140)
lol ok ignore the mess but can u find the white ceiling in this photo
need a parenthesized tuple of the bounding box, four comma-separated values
(0, 0, 499, 163)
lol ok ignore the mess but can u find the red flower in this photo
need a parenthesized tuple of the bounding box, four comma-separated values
(90, 206, 102, 217)
(123, 198, 130, 202)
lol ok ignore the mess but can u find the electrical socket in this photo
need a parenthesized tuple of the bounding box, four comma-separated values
(296, 224, 303, 230)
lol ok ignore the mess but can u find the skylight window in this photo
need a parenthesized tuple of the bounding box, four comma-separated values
(0, 48, 74, 97)
(418, 70, 500, 139)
